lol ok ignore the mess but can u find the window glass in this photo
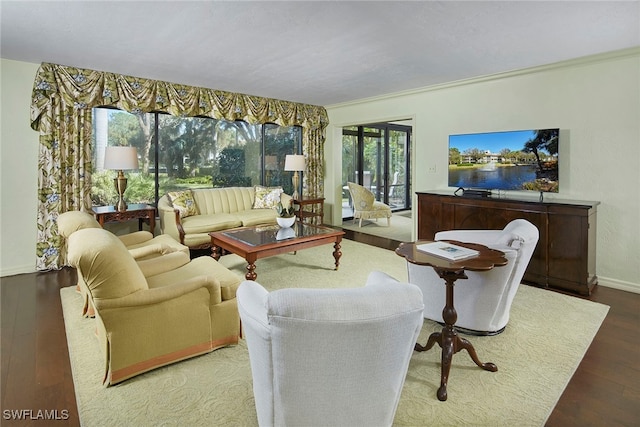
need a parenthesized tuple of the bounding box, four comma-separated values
(91, 108, 302, 208)
(91, 108, 155, 206)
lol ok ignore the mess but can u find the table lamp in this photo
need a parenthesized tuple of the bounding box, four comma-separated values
(284, 154, 305, 200)
(103, 146, 139, 211)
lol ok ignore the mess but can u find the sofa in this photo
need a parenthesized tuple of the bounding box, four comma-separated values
(57, 210, 190, 317)
(67, 227, 242, 386)
(158, 186, 291, 249)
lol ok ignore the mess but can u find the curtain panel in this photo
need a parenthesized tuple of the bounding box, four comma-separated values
(30, 62, 329, 270)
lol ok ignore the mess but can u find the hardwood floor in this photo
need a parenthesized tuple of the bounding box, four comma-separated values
(1, 231, 639, 426)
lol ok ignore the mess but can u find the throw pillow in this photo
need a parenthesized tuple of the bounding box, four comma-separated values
(252, 186, 284, 209)
(167, 190, 198, 218)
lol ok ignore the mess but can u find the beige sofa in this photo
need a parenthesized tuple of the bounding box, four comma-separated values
(158, 187, 290, 249)
(67, 227, 242, 386)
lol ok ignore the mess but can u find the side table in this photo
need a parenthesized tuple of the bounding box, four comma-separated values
(293, 197, 324, 224)
(93, 203, 156, 234)
(395, 240, 508, 401)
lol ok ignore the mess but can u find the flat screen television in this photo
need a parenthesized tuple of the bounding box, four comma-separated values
(448, 128, 559, 193)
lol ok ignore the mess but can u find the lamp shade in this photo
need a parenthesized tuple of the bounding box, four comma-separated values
(104, 146, 139, 170)
(284, 155, 305, 171)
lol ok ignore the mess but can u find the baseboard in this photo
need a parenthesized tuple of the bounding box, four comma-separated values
(598, 276, 640, 294)
(0, 264, 36, 278)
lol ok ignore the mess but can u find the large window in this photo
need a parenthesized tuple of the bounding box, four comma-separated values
(91, 108, 302, 207)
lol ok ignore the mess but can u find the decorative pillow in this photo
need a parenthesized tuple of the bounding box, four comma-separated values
(252, 186, 284, 209)
(167, 190, 198, 218)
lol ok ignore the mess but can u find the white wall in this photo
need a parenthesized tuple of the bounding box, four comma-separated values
(1, 59, 40, 276)
(2, 52, 639, 294)
(325, 49, 640, 293)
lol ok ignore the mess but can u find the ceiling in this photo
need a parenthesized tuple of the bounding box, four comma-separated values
(1, 1, 639, 106)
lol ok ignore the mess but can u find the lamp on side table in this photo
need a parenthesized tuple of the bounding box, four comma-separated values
(104, 146, 139, 212)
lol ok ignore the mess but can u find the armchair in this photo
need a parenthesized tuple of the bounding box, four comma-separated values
(347, 181, 392, 227)
(57, 210, 189, 317)
(237, 271, 424, 427)
(406, 219, 539, 335)
(67, 227, 241, 385)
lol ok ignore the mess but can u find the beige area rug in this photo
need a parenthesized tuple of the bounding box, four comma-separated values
(61, 239, 609, 426)
(341, 212, 413, 242)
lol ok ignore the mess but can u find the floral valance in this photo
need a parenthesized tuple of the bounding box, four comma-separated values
(30, 62, 329, 133)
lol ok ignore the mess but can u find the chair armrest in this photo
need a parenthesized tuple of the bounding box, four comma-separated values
(435, 230, 503, 246)
(118, 231, 154, 247)
(237, 281, 270, 332)
(136, 251, 191, 277)
(128, 243, 177, 260)
(93, 275, 222, 310)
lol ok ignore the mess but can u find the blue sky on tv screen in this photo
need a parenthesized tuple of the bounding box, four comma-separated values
(449, 130, 537, 153)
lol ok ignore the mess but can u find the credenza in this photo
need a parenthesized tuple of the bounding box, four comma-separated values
(416, 191, 599, 296)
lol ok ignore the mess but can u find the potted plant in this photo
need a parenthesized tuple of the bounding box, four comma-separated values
(275, 200, 296, 228)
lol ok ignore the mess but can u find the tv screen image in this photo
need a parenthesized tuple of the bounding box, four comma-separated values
(448, 128, 559, 193)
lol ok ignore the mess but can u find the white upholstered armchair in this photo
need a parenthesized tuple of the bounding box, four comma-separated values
(347, 181, 392, 227)
(407, 219, 539, 335)
(237, 271, 424, 427)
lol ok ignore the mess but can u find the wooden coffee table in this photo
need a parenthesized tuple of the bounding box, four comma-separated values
(210, 223, 345, 280)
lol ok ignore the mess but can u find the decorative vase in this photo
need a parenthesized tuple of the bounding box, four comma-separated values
(276, 216, 296, 228)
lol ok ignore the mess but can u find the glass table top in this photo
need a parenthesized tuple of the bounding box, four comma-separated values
(221, 223, 336, 247)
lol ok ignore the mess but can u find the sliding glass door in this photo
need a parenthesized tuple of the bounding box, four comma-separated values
(342, 122, 411, 219)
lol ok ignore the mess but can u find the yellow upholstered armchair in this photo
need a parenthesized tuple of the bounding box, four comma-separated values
(57, 210, 190, 317)
(67, 227, 241, 386)
(347, 182, 392, 227)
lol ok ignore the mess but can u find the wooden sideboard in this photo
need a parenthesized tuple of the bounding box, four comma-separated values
(416, 191, 599, 296)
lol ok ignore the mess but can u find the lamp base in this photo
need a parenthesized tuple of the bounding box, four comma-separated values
(114, 171, 128, 212)
(291, 171, 300, 200)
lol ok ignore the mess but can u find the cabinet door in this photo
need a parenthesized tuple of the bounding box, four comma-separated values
(547, 206, 595, 294)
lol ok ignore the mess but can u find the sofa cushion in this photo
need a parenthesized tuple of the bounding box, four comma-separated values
(252, 186, 284, 209)
(168, 189, 199, 218)
(182, 213, 243, 234)
(146, 256, 241, 301)
(236, 208, 278, 227)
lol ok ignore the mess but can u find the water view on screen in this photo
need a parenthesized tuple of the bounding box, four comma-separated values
(448, 128, 559, 193)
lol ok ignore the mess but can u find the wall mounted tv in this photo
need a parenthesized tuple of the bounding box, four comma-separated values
(448, 128, 559, 193)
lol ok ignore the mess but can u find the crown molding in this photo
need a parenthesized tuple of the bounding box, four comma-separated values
(325, 47, 640, 109)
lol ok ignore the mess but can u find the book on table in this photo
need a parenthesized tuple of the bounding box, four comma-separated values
(416, 241, 479, 261)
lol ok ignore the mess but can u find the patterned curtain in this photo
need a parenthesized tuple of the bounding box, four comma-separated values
(30, 63, 329, 270)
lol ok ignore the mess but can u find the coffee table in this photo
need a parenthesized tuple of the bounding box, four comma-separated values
(210, 223, 345, 280)
(396, 240, 508, 401)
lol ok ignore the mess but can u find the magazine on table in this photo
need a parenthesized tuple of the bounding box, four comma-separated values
(416, 241, 479, 261)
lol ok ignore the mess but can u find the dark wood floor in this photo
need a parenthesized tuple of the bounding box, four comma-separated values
(2, 230, 639, 426)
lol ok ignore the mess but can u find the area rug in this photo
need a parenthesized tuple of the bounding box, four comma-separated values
(61, 239, 609, 426)
(341, 212, 413, 243)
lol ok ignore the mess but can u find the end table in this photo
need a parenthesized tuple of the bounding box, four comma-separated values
(396, 240, 508, 401)
(293, 197, 324, 224)
(92, 203, 156, 234)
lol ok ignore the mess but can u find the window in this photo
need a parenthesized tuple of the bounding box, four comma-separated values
(91, 108, 302, 207)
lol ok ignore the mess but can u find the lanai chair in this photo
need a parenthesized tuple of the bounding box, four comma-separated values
(347, 181, 392, 227)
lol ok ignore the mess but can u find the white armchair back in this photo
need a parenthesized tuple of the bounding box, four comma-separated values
(237, 271, 424, 427)
(408, 219, 539, 335)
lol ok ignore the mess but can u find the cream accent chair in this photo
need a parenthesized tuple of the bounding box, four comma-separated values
(237, 271, 424, 427)
(67, 227, 241, 386)
(406, 219, 539, 335)
(57, 210, 189, 317)
(347, 182, 392, 227)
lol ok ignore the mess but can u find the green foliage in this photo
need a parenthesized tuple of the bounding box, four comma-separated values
(275, 201, 295, 218)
